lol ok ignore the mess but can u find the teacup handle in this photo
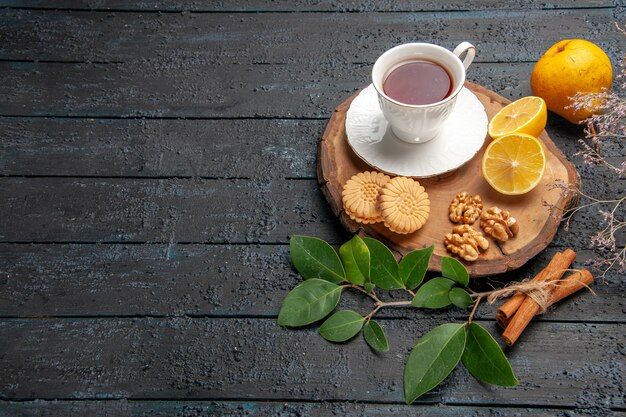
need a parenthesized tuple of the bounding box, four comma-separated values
(453, 41, 476, 70)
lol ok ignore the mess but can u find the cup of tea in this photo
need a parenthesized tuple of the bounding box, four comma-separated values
(371, 42, 476, 143)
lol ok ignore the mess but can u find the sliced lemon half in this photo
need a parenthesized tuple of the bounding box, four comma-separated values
(488, 96, 548, 139)
(481, 133, 546, 195)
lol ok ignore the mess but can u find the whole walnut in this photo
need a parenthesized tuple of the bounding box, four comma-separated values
(449, 192, 483, 224)
(444, 224, 490, 262)
(480, 207, 519, 242)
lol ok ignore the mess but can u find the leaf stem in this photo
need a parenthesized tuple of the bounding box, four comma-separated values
(467, 296, 482, 324)
(343, 284, 381, 303)
(365, 305, 382, 322)
(365, 300, 414, 321)
(376, 300, 413, 308)
(468, 286, 522, 299)
(469, 289, 499, 298)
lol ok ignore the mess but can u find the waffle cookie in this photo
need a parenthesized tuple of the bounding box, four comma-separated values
(379, 176, 430, 234)
(341, 171, 390, 224)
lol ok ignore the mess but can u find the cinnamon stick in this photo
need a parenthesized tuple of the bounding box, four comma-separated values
(501, 269, 594, 346)
(502, 250, 583, 347)
(546, 269, 594, 306)
(495, 251, 561, 327)
(497, 269, 594, 329)
(496, 249, 576, 328)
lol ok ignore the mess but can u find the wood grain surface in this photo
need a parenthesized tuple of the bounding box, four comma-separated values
(0, 2, 624, 416)
(0, 244, 621, 321)
(0, 318, 623, 407)
(2, 401, 625, 417)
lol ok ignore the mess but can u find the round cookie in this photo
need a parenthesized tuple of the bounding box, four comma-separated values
(342, 171, 390, 224)
(379, 177, 430, 234)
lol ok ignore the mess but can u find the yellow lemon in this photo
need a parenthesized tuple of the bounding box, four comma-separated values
(530, 39, 613, 124)
(488, 96, 547, 139)
(481, 133, 546, 195)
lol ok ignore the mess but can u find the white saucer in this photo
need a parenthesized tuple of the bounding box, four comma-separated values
(345, 85, 488, 178)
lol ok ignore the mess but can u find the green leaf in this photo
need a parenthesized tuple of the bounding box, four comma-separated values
(399, 245, 434, 290)
(449, 287, 474, 309)
(290, 235, 345, 284)
(441, 256, 469, 286)
(411, 278, 455, 309)
(362, 237, 403, 290)
(319, 310, 365, 342)
(364, 283, 376, 294)
(462, 323, 519, 386)
(363, 320, 389, 352)
(277, 279, 342, 327)
(339, 235, 370, 286)
(404, 323, 466, 404)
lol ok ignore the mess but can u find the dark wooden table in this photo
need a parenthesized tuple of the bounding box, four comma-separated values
(1, 2, 624, 416)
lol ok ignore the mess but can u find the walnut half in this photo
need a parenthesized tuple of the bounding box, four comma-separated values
(444, 224, 490, 262)
(480, 207, 519, 242)
(449, 192, 483, 224)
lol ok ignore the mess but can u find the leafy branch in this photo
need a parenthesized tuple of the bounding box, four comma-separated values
(278, 235, 518, 404)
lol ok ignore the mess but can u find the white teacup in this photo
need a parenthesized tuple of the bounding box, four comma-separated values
(372, 42, 476, 143)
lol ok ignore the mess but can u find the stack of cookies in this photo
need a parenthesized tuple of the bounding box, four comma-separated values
(342, 171, 430, 234)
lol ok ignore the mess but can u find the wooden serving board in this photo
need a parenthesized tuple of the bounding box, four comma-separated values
(317, 82, 579, 277)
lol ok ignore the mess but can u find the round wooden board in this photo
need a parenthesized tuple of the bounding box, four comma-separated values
(317, 82, 579, 277)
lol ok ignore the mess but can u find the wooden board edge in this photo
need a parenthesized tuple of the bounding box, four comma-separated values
(318, 91, 363, 235)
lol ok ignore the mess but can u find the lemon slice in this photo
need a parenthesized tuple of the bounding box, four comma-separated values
(488, 96, 547, 139)
(481, 133, 546, 195)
